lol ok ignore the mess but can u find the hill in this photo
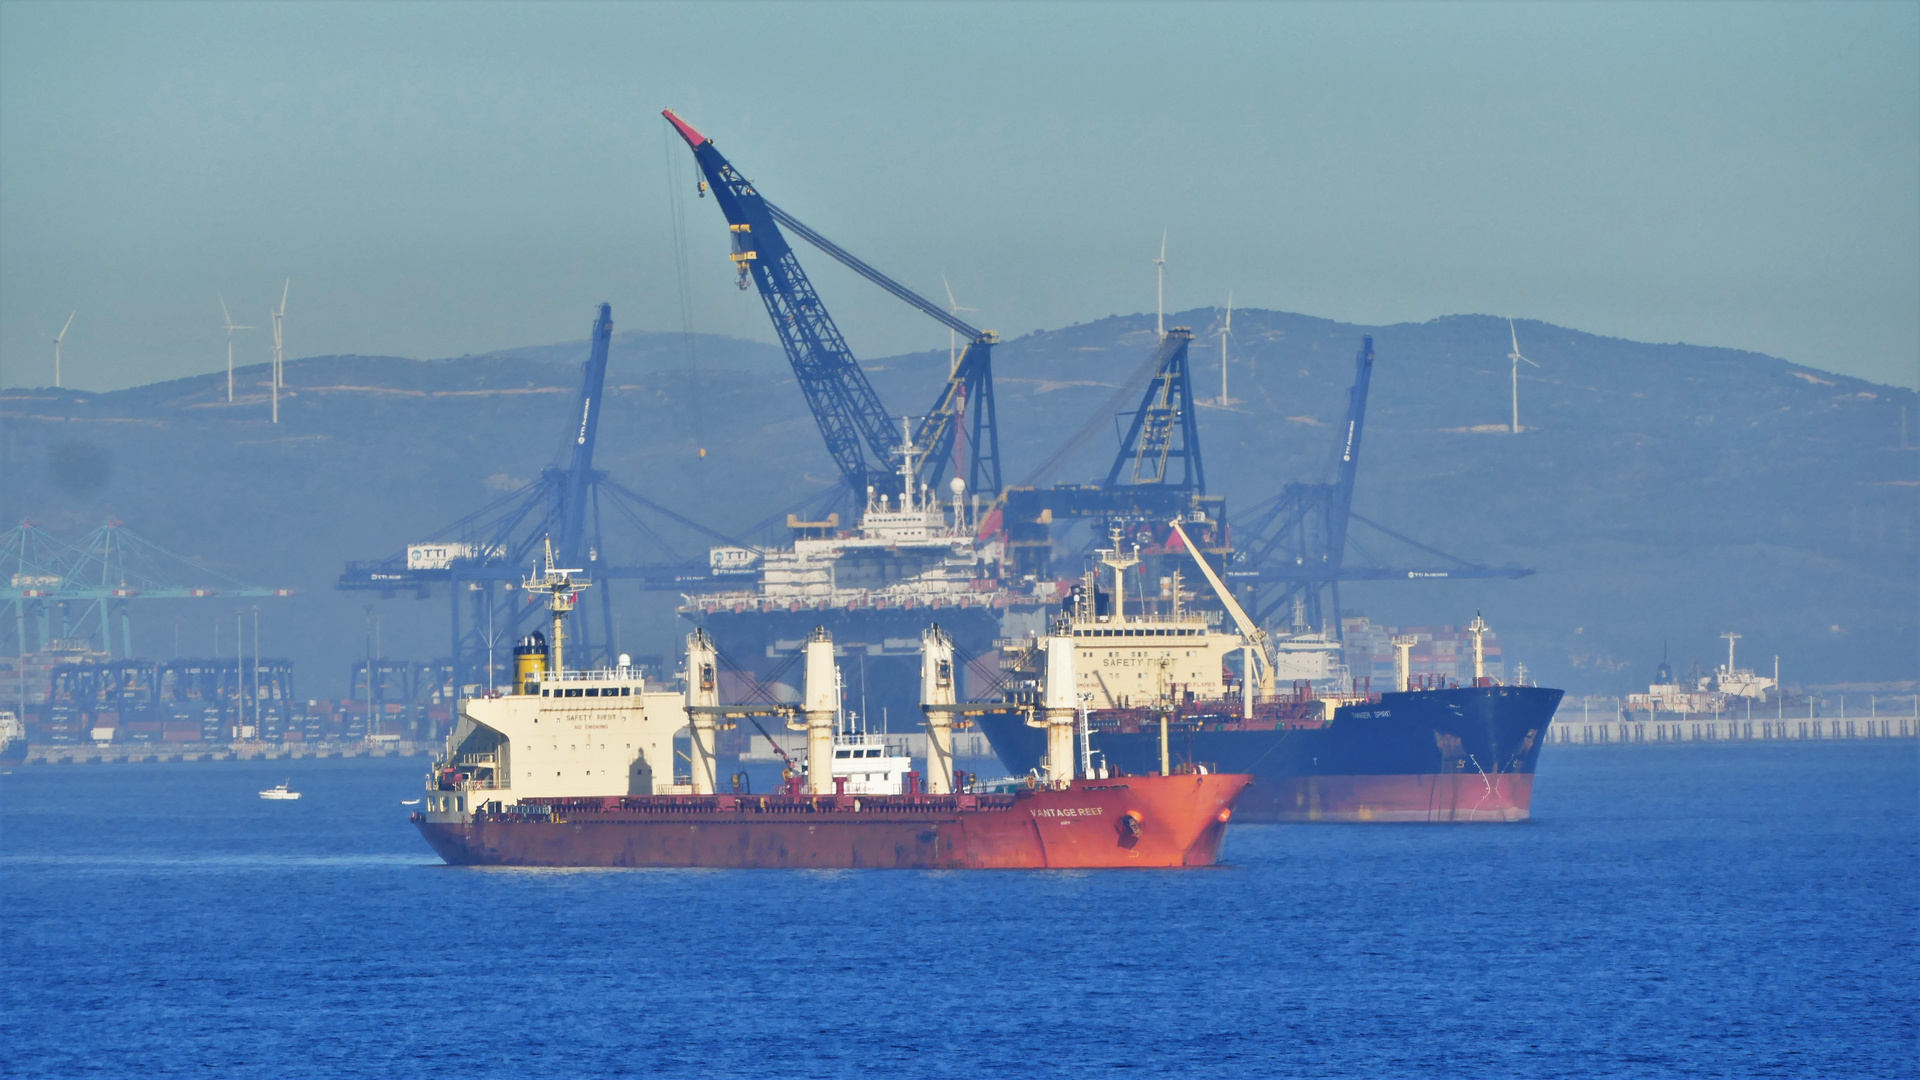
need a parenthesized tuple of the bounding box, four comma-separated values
(3, 309, 1914, 697)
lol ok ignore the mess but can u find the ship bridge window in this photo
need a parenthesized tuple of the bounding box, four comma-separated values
(565, 688, 584, 698)
(835, 750, 851, 759)
(585, 688, 599, 697)
(620, 687, 632, 696)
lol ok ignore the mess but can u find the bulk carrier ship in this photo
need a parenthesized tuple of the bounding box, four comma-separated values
(975, 520, 1561, 823)
(412, 543, 1249, 869)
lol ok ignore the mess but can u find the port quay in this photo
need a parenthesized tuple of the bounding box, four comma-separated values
(16, 740, 434, 766)
(1546, 694, 1920, 747)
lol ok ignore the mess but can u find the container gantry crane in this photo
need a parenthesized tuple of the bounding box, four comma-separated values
(339, 303, 734, 692)
(1227, 336, 1532, 635)
(664, 109, 1001, 505)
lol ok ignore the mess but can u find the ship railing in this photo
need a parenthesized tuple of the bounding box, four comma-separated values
(542, 668, 646, 683)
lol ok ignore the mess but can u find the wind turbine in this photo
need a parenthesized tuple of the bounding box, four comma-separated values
(941, 274, 977, 376)
(1153, 229, 1168, 338)
(1201, 292, 1238, 409)
(1218, 292, 1234, 406)
(1507, 317, 1539, 434)
(52, 311, 75, 388)
(270, 279, 288, 423)
(219, 294, 252, 403)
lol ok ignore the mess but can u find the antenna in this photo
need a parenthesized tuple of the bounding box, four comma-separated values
(218, 294, 253, 403)
(52, 311, 75, 389)
(1154, 230, 1168, 338)
(940, 274, 977, 376)
(271, 279, 288, 423)
(1217, 292, 1235, 406)
(1507, 317, 1539, 433)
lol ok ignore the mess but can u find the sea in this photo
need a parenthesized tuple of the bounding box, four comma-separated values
(3, 742, 1914, 1079)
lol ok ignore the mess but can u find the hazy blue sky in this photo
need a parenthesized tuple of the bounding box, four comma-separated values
(2, 1, 1915, 391)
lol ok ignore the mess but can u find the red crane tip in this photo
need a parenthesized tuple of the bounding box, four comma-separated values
(661, 109, 709, 148)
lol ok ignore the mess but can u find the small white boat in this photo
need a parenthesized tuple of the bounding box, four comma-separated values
(400, 798, 421, 806)
(258, 781, 301, 801)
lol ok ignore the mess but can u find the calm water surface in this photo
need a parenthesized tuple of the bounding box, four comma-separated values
(3, 743, 1914, 1078)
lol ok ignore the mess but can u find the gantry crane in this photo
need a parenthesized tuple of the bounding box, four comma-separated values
(664, 110, 1001, 505)
(1228, 336, 1532, 635)
(338, 303, 732, 691)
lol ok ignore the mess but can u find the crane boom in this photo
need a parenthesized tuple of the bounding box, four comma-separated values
(1169, 517, 1272, 693)
(555, 303, 612, 571)
(664, 109, 1002, 499)
(665, 110, 899, 497)
(1326, 335, 1374, 568)
(764, 202, 983, 341)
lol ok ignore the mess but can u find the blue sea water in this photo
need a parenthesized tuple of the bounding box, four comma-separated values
(2, 742, 1914, 1079)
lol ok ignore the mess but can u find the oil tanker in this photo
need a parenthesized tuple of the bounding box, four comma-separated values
(412, 546, 1249, 868)
(973, 520, 1560, 823)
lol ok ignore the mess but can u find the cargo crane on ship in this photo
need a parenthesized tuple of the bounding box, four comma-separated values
(663, 109, 1002, 507)
(1226, 336, 1532, 636)
(337, 303, 735, 694)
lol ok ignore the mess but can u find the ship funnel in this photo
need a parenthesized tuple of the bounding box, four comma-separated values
(803, 628, 837, 795)
(1043, 632, 1077, 786)
(685, 630, 719, 795)
(920, 624, 958, 795)
(514, 631, 548, 695)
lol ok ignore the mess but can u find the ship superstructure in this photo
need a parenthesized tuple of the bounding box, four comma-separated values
(1624, 633, 1781, 719)
(686, 421, 1034, 619)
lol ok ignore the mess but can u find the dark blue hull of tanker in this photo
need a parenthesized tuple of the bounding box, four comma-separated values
(976, 686, 1563, 823)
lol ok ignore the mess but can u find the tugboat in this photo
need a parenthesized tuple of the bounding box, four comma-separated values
(411, 541, 1251, 869)
(975, 518, 1561, 823)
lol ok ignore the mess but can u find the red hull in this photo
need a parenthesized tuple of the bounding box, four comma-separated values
(414, 773, 1251, 869)
(1233, 772, 1535, 823)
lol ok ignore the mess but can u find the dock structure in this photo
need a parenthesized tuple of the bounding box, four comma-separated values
(1546, 694, 1919, 747)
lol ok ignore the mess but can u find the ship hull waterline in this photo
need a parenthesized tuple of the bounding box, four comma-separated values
(415, 773, 1251, 869)
(977, 686, 1562, 824)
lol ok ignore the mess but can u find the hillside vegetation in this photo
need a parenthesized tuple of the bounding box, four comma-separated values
(4, 308, 1913, 696)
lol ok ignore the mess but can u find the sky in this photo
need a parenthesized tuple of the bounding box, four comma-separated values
(2, 1, 1916, 392)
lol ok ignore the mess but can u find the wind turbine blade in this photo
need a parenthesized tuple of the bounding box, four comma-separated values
(57, 310, 75, 341)
(943, 274, 958, 312)
(279, 278, 289, 314)
(1509, 317, 1520, 355)
(220, 293, 233, 327)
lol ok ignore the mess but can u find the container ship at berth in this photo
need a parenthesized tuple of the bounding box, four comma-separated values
(412, 544, 1249, 869)
(975, 520, 1561, 823)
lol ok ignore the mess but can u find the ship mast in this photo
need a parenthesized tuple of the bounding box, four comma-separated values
(1095, 523, 1140, 620)
(524, 537, 589, 675)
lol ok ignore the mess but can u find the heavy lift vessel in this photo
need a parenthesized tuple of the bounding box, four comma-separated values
(413, 543, 1250, 869)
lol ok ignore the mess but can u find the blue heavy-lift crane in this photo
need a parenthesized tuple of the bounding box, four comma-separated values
(338, 303, 734, 693)
(1228, 336, 1532, 636)
(664, 109, 1002, 504)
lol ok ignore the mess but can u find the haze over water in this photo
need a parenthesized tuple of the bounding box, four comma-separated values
(4, 744, 1913, 1078)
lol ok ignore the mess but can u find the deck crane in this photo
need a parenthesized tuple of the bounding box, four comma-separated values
(663, 109, 1002, 505)
(1229, 336, 1532, 635)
